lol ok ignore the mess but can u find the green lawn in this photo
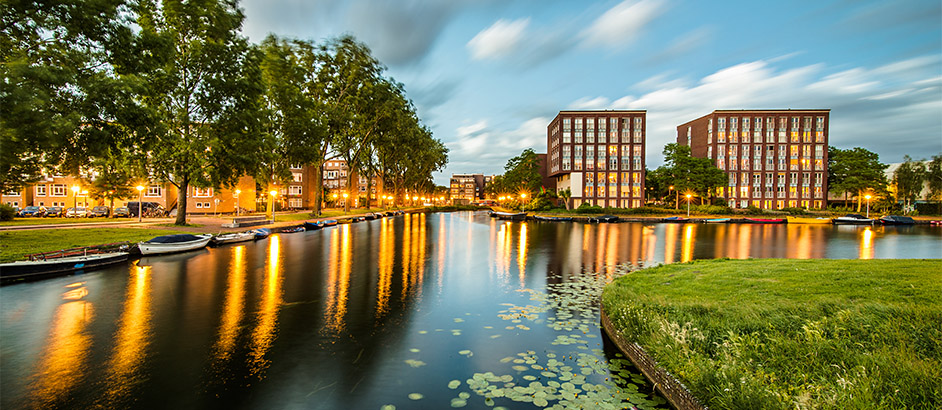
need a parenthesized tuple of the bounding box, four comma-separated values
(601, 259, 942, 410)
(0, 227, 187, 262)
(0, 217, 139, 226)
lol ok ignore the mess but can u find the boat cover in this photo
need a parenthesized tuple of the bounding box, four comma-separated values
(147, 234, 205, 243)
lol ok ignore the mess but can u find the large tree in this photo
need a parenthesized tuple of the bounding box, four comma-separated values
(893, 155, 926, 213)
(828, 147, 888, 211)
(500, 148, 543, 194)
(658, 143, 726, 207)
(135, 0, 266, 225)
(927, 154, 942, 214)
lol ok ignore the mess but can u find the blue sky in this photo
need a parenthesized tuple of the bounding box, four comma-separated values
(239, 0, 942, 185)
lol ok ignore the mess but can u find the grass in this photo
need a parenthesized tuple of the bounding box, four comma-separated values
(0, 227, 187, 262)
(0, 217, 139, 226)
(601, 259, 942, 410)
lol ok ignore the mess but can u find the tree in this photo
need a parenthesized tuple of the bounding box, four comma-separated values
(135, 0, 266, 225)
(500, 149, 543, 194)
(658, 143, 726, 206)
(828, 147, 888, 211)
(927, 154, 942, 214)
(559, 188, 572, 210)
(893, 155, 926, 213)
(88, 148, 137, 217)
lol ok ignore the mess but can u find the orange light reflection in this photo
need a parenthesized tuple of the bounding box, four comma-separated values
(248, 234, 283, 377)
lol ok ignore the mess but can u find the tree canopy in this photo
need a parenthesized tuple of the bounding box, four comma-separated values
(828, 147, 888, 211)
(893, 155, 926, 212)
(486, 149, 543, 196)
(655, 143, 726, 206)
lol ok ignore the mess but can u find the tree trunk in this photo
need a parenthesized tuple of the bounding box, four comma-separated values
(365, 175, 373, 210)
(856, 192, 862, 212)
(313, 163, 324, 216)
(344, 172, 352, 213)
(109, 197, 115, 218)
(175, 176, 188, 225)
(674, 193, 679, 209)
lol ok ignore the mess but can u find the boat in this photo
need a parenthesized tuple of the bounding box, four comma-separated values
(138, 234, 212, 256)
(662, 216, 690, 223)
(880, 215, 915, 225)
(250, 228, 271, 239)
(211, 232, 256, 246)
(832, 214, 873, 225)
(930, 220, 942, 226)
(280, 226, 306, 233)
(704, 218, 731, 223)
(743, 218, 786, 224)
(1, 252, 129, 282)
(322, 219, 338, 227)
(303, 221, 323, 230)
(533, 215, 573, 222)
(493, 211, 527, 221)
(589, 215, 619, 223)
(786, 216, 832, 224)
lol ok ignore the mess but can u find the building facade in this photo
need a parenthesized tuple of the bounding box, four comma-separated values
(449, 174, 486, 204)
(677, 109, 829, 209)
(547, 110, 647, 208)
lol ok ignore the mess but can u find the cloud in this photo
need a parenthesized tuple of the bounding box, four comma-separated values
(467, 18, 531, 60)
(570, 55, 942, 167)
(580, 0, 665, 48)
(643, 26, 713, 65)
(446, 117, 551, 175)
(410, 78, 461, 112)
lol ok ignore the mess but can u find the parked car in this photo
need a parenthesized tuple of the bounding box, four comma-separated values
(89, 206, 110, 217)
(44, 206, 65, 217)
(66, 207, 88, 218)
(127, 201, 163, 217)
(114, 206, 130, 217)
(17, 206, 45, 217)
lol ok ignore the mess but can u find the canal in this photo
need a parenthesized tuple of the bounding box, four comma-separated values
(2, 212, 940, 409)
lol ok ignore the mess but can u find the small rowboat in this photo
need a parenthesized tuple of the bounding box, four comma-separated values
(704, 218, 731, 223)
(662, 216, 690, 223)
(280, 226, 306, 233)
(322, 219, 338, 227)
(589, 215, 618, 223)
(786, 216, 832, 224)
(880, 215, 915, 225)
(492, 211, 526, 221)
(832, 214, 873, 225)
(138, 234, 212, 255)
(1, 252, 129, 282)
(743, 218, 786, 224)
(212, 232, 256, 245)
(533, 215, 573, 222)
(303, 221, 323, 230)
(250, 228, 271, 239)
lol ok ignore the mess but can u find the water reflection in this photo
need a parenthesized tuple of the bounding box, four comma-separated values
(248, 234, 283, 377)
(100, 266, 152, 407)
(861, 227, 874, 260)
(213, 245, 246, 365)
(518, 223, 528, 287)
(376, 218, 394, 318)
(29, 283, 93, 408)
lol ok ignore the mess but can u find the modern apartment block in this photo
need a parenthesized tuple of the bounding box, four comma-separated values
(677, 109, 829, 209)
(449, 174, 486, 204)
(547, 110, 646, 208)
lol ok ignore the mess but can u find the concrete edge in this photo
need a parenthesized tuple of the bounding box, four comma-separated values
(599, 307, 708, 410)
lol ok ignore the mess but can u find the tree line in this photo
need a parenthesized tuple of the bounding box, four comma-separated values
(1, 0, 447, 224)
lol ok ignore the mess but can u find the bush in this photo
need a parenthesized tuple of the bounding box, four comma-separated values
(780, 207, 807, 215)
(742, 206, 766, 215)
(522, 197, 552, 212)
(0, 204, 14, 221)
(574, 202, 604, 214)
(915, 202, 941, 216)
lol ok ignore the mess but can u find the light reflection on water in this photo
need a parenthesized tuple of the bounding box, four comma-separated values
(1, 212, 940, 409)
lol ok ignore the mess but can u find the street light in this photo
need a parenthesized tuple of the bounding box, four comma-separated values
(686, 194, 692, 217)
(865, 194, 872, 218)
(234, 189, 241, 217)
(71, 185, 80, 217)
(135, 185, 144, 222)
(268, 189, 278, 222)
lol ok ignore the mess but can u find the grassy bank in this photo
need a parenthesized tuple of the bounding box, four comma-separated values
(601, 259, 942, 409)
(0, 228, 186, 262)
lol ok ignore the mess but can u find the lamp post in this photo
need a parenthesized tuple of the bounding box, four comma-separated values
(234, 189, 241, 217)
(669, 185, 675, 208)
(71, 185, 80, 217)
(268, 189, 278, 222)
(865, 194, 872, 218)
(686, 194, 692, 217)
(135, 185, 144, 222)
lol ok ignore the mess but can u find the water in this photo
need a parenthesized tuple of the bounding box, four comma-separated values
(2, 212, 940, 409)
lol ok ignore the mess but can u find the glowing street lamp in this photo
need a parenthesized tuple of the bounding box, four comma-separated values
(135, 185, 144, 222)
(234, 189, 241, 217)
(865, 194, 872, 218)
(685, 193, 692, 217)
(268, 189, 278, 222)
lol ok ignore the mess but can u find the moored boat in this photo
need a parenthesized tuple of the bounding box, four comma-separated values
(250, 228, 271, 239)
(533, 215, 573, 222)
(138, 234, 212, 256)
(589, 215, 618, 223)
(1, 252, 129, 282)
(493, 211, 527, 221)
(832, 214, 873, 225)
(211, 232, 256, 245)
(280, 226, 306, 233)
(880, 215, 915, 225)
(303, 221, 323, 230)
(743, 218, 786, 224)
(703, 218, 731, 223)
(322, 219, 338, 227)
(662, 216, 690, 223)
(786, 216, 832, 224)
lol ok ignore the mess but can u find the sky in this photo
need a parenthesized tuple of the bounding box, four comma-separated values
(238, 0, 942, 185)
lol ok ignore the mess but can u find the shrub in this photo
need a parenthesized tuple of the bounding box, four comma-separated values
(0, 204, 15, 221)
(575, 202, 604, 214)
(742, 206, 766, 215)
(522, 197, 552, 212)
(780, 207, 807, 215)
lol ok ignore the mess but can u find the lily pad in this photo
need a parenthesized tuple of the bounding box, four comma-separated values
(408, 393, 424, 400)
(404, 359, 426, 368)
(448, 380, 461, 389)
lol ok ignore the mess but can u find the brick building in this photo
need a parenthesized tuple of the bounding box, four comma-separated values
(547, 110, 646, 208)
(677, 109, 829, 209)
(449, 174, 486, 204)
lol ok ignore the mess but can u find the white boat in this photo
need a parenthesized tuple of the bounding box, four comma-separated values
(832, 214, 873, 225)
(138, 234, 212, 255)
(211, 232, 256, 246)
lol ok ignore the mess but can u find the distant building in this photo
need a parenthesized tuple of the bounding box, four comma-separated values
(677, 109, 830, 209)
(449, 174, 486, 204)
(547, 110, 647, 208)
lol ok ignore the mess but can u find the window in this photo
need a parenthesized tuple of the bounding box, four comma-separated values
(597, 149, 606, 170)
(289, 198, 303, 208)
(815, 173, 823, 186)
(52, 184, 66, 196)
(146, 185, 162, 197)
(289, 186, 302, 195)
(194, 187, 213, 197)
(753, 173, 762, 186)
(574, 130, 583, 144)
(789, 172, 798, 185)
(35, 185, 46, 196)
(633, 117, 642, 143)
(292, 172, 303, 182)
(729, 173, 737, 186)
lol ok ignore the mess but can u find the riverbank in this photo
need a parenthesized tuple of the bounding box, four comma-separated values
(600, 259, 942, 409)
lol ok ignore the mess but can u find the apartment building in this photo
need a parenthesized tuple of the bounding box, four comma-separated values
(185, 176, 257, 214)
(449, 174, 485, 204)
(677, 109, 829, 209)
(547, 110, 647, 208)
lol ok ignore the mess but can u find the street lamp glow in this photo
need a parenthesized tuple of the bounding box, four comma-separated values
(135, 185, 145, 222)
(269, 190, 278, 197)
(865, 194, 872, 218)
(520, 193, 527, 199)
(342, 192, 349, 198)
(234, 189, 241, 216)
(685, 194, 692, 217)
